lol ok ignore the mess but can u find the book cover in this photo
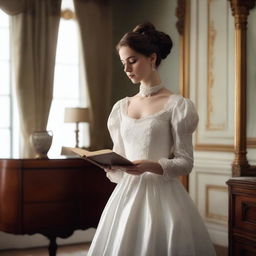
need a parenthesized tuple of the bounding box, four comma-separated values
(66, 147, 134, 169)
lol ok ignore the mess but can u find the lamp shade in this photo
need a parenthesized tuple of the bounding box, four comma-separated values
(64, 107, 90, 123)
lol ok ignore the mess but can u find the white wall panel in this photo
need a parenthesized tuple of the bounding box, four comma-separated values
(189, 0, 235, 248)
(189, 157, 231, 246)
(192, 0, 235, 147)
(247, 8, 256, 143)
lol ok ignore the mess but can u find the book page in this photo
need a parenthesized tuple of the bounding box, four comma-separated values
(67, 147, 112, 157)
(65, 147, 134, 168)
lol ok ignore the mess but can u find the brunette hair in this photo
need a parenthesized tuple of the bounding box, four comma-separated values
(116, 22, 173, 67)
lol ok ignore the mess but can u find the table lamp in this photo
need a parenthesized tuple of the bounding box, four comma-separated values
(64, 107, 89, 148)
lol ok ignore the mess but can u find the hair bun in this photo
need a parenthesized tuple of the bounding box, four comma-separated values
(133, 22, 173, 60)
(133, 22, 156, 34)
(156, 32, 173, 59)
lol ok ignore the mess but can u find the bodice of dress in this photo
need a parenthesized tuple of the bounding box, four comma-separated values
(120, 97, 174, 162)
(106, 94, 199, 183)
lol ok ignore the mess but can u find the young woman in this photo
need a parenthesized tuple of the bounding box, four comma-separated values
(87, 22, 216, 256)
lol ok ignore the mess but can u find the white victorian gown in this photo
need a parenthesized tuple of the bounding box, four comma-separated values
(87, 94, 216, 256)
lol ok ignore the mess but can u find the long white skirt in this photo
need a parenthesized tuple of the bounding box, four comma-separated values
(87, 173, 216, 256)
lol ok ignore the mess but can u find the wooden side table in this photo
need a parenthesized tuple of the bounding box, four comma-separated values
(0, 158, 115, 256)
(226, 177, 256, 256)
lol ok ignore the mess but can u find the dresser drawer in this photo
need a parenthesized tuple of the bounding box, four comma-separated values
(234, 194, 256, 232)
(23, 169, 81, 202)
(233, 237, 256, 256)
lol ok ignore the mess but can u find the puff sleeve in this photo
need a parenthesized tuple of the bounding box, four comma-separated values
(106, 100, 125, 183)
(158, 97, 199, 179)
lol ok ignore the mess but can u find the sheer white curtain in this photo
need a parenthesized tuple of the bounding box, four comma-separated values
(0, 0, 61, 157)
(74, 0, 112, 150)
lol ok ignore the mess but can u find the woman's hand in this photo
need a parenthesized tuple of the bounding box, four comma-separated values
(103, 165, 115, 173)
(106, 160, 163, 176)
(103, 165, 126, 173)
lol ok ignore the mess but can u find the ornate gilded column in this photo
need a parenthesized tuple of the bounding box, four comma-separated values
(229, 0, 256, 176)
(176, 0, 190, 189)
(176, 0, 190, 98)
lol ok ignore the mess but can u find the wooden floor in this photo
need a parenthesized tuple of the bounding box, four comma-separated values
(0, 243, 227, 256)
(0, 243, 90, 256)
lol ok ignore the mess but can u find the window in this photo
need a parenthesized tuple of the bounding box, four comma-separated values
(47, 0, 89, 156)
(0, 10, 12, 158)
(0, 0, 89, 158)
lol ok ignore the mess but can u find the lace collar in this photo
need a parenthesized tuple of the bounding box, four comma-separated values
(139, 84, 164, 97)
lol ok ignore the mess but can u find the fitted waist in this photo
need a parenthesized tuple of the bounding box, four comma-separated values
(122, 171, 178, 183)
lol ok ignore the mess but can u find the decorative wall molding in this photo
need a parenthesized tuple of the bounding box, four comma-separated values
(192, 168, 231, 211)
(248, 138, 256, 148)
(195, 144, 233, 152)
(247, 8, 256, 144)
(175, 0, 190, 190)
(195, 140, 256, 151)
(175, 0, 186, 35)
(189, 5, 232, 246)
(205, 185, 228, 222)
(207, 19, 220, 130)
(193, 0, 235, 151)
(176, 0, 190, 98)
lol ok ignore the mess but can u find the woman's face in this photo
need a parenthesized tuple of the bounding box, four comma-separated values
(119, 46, 155, 85)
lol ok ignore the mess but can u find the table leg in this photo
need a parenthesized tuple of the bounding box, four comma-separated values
(48, 236, 58, 256)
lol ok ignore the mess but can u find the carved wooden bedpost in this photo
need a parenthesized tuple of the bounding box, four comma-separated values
(229, 0, 256, 176)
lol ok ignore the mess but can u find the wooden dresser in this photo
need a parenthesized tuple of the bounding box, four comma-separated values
(226, 177, 256, 256)
(0, 158, 115, 256)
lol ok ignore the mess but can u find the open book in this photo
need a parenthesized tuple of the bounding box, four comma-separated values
(66, 147, 134, 169)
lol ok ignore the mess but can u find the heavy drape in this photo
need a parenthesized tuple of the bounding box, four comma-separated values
(74, 0, 112, 150)
(0, 0, 61, 157)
